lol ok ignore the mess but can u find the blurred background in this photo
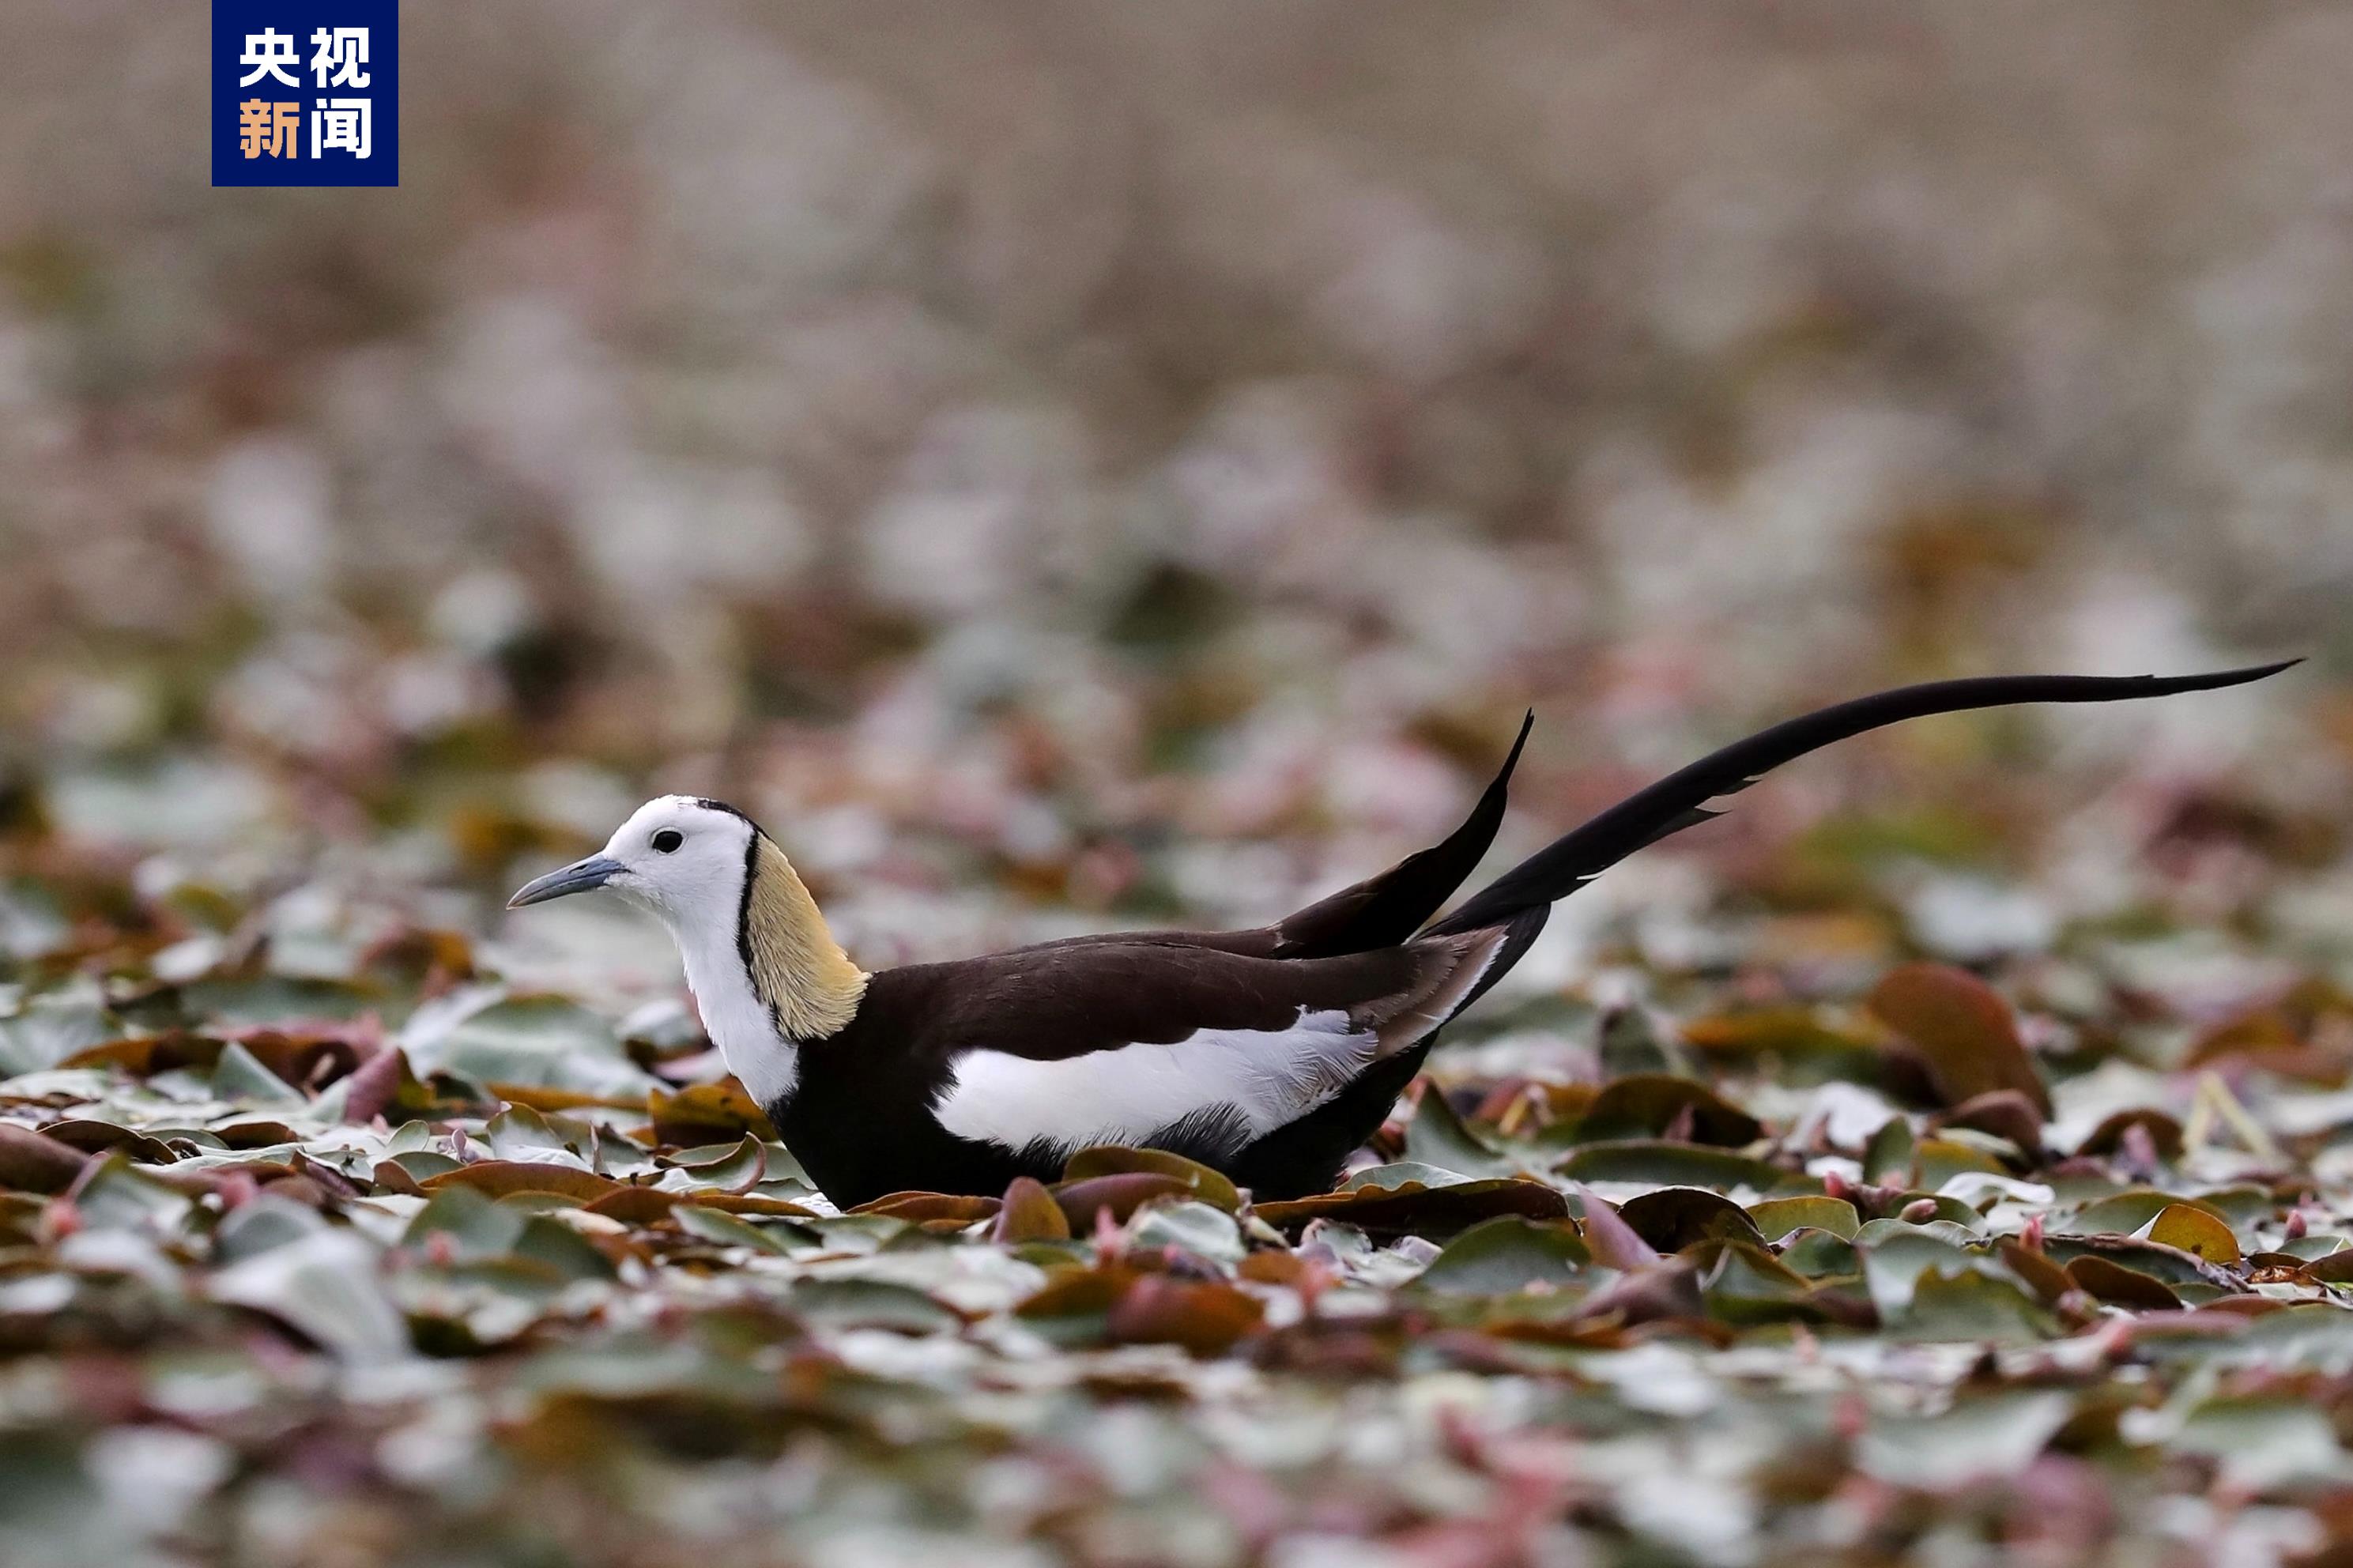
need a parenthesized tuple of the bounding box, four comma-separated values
(3, 0, 2351, 1013)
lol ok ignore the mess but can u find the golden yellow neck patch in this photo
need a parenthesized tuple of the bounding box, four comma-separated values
(741, 835, 866, 1042)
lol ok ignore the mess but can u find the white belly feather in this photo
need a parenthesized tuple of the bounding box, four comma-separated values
(933, 1008, 1379, 1155)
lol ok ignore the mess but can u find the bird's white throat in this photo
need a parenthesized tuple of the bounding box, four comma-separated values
(671, 835, 865, 1108)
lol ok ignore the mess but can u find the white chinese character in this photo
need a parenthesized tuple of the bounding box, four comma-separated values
(238, 28, 300, 89)
(309, 27, 370, 89)
(312, 97, 371, 160)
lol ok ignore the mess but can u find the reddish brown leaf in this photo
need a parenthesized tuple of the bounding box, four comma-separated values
(2065, 1255, 2182, 1310)
(1051, 1173, 1194, 1229)
(418, 1161, 628, 1204)
(1867, 962, 2050, 1116)
(1253, 1178, 1570, 1240)
(852, 1191, 1002, 1223)
(650, 1081, 779, 1148)
(0, 1124, 91, 1194)
(1106, 1276, 1265, 1356)
(1062, 1145, 1241, 1211)
(1574, 1185, 1662, 1271)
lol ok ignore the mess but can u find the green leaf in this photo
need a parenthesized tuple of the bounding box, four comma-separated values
(1415, 1216, 1589, 1294)
(2174, 1400, 2349, 1489)
(673, 1204, 796, 1255)
(786, 1278, 961, 1335)
(1129, 1200, 1245, 1265)
(1554, 1140, 1808, 1193)
(1749, 1196, 1860, 1242)
(1898, 1268, 2059, 1344)
(0, 997, 119, 1076)
(1405, 1087, 1517, 1177)
(1343, 1160, 1476, 1192)
(403, 993, 654, 1097)
(209, 1228, 407, 1363)
(70, 1155, 193, 1236)
(1571, 1074, 1762, 1147)
(210, 1041, 304, 1105)
(1863, 1117, 1916, 1185)
(404, 1185, 528, 1258)
(1615, 1185, 1765, 1252)
(1859, 1392, 2075, 1486)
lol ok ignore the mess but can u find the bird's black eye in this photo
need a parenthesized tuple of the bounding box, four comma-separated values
(651, 829, 684, 854)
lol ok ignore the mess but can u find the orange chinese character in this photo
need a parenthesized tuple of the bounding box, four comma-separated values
(238, 100, 300, 160)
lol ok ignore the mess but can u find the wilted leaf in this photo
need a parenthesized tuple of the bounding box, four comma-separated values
(650, 1081, 778, 1146)
(2140, 1203, 2242, 1265)
(666, 1136, 767, 1194)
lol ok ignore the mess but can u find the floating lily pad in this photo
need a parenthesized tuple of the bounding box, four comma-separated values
(419, 1160, 628, 1205)
(2139, 1203, 2242, 1265)
(1571, 1073, 1763, 1147)
(2066, 1254, 2183, 1310)
(1415, 1216, 1589, 1293)
(1616, 1185, 1765, 1252)
(1750, 1195, 1860, 1242)
(1403, 1087, 1518, 1176)
(1554, 1140, 1808, 1193)
(1063, 1144, 1241, 1210)
(1254, 1178, 1570, 1239)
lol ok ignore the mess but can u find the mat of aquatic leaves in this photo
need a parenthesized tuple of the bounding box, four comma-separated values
(9, 874, 2353, 1566)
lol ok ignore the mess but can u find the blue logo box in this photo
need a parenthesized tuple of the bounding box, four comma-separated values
(212, 0, 399, 187)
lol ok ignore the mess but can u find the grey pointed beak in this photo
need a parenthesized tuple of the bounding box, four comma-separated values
(506, 855, 626, 909)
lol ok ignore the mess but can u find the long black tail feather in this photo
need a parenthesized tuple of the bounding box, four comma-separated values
(1270, 710, 1534, 958)
(1427, 661, 2295, 940)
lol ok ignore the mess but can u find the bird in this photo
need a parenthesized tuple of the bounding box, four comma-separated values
(507, 662, 2293, 1209)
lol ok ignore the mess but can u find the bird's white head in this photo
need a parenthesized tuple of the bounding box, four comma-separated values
(507, 794, 756, 928)
(507, 795, 866, 1105)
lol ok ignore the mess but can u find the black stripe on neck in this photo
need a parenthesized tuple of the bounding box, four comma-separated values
(733, 824, 762, 1000)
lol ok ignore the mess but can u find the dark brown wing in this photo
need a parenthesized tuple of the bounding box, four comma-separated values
(864, 932, 1504, 1067)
